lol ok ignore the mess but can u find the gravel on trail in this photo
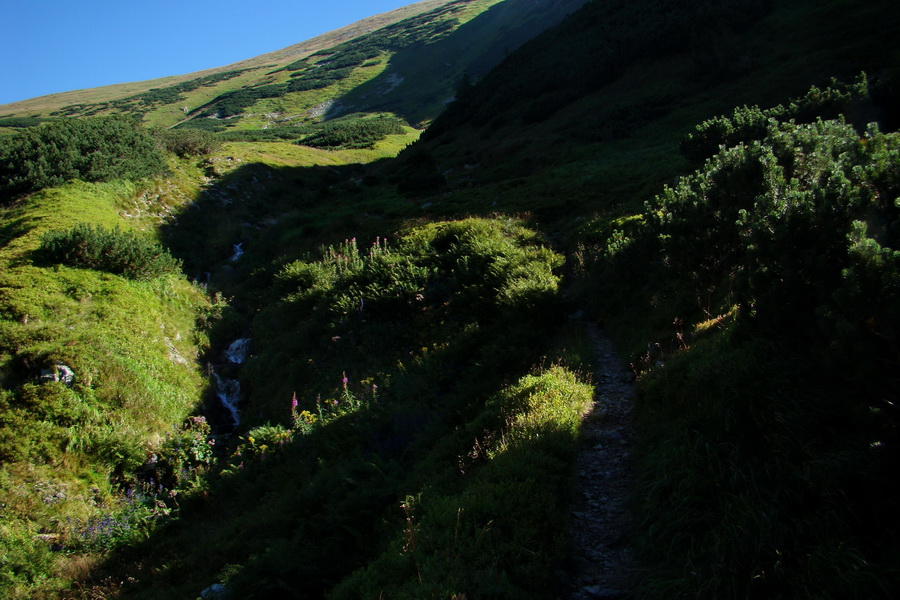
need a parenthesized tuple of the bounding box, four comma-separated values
(560, 323, 638, 600)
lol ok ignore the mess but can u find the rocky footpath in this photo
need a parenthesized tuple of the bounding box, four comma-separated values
(560, 323, 638, 599)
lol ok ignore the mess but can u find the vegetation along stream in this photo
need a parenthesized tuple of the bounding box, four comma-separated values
(0, 0, 898, 598)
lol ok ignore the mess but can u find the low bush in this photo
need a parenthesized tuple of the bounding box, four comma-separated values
(216, 126, 312, 142)
(36, 223, 182, 280)
(0, 117, 53, 129)
(298, 115, 407, 150)
(679, 73, 873, 162)
(594, 79, 900, 599)
(153, 128, 222, 157)
(332, 366, 593, 599)
(0, 116, 166, 201)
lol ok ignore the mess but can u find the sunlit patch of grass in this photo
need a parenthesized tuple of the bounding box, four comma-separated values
(0, 172, 213, 597)
(331, 366, 593, 600)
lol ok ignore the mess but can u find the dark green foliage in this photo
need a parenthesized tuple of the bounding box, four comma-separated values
(37, 224, 182, 280)
(332, 367, 592, 600)
(286, 67, 352, 91)
(0, 116, 166, 200)
(285, 4, 459, 74)
(51, 70, 251, 118)
(640, 118, 899, 342)
(247, 217, 563, 425)
(189, 2, 465, 121)
(203, 84, 290, 119)
(298, 115, 407, 149)
(153, 127, 222, 157)
(126, 70, 248, 106)
(171, 118, 229, 133)
(216, 125, 313, 142)
(595, 80, 900, 598)
(0, 117, 53, 128)
(191, 67, 355, 120)
(191, 66, 352, 120)
(426, 0, 774, 138)
(103, 219, 573, 599)
(286, 47, 382, 72)
(680, 73, 874, 162)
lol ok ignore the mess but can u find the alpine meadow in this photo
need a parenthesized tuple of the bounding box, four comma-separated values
(0, 0, 898, 598)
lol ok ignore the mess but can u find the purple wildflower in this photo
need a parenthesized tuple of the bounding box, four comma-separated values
(291, 391, 298, 412)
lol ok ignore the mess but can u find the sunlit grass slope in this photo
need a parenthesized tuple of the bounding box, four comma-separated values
(0, 176, 213, 598)
(0, 0, 456, 119)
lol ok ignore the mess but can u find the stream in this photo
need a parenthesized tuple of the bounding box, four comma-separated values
(211, 337, 250, 431)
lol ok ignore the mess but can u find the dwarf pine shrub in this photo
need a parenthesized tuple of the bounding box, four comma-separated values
(37, 223, 182, 280)
(153, 127, 222, 157)
(0, 116, 166, 201)
(603, 83, 900, 599)
(679, 73, 872, 162)
(299, 115, 407, 150)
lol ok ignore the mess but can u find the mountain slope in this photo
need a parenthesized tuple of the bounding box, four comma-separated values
(0, 0, 453, 119)
(0, 0, 590, 131)
(1, 0, 899, 598)
(412, 0, 899, 221)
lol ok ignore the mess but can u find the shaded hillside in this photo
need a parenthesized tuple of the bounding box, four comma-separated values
(1, 0, 900, 598)
(409, 0, 899, 221)
(0, 0, 591, 132)
(333, 0, 592, 124)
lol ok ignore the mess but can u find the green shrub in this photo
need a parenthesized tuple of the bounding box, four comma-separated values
(172, 118, 229, 133)
(216, 125, 313, 142)
(0, 117, 53, 128)
(154, 127, 222, 157)
(598, 86, 900, 599)
(47, 70, 251, 119)
(36, 223, 182, 280)
(298, 115, 407, 150)
(680, 73, 872, 162)
(332, 366, 593, 599)
(0, 116, 166, 200)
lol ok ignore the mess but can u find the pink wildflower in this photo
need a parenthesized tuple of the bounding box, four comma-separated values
(291, 392, 298, 412)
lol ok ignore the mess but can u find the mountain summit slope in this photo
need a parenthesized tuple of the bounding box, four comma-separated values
(0, 0, 454, 118)
(0, 0, 590, 131)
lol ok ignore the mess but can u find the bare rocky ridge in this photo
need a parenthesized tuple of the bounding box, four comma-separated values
(561, 323, 638, 599)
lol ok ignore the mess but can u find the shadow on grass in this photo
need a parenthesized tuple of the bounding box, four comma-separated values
(75, 180, 577, 597)
(331, 0, 592, 126)
(79, 309, 571, 599)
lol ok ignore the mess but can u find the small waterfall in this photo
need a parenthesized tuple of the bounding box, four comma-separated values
(211, 338, 251, 429)
(212, 372, 241, 427)
(231, 242, 244, 262)
(224, 338, 251, 365)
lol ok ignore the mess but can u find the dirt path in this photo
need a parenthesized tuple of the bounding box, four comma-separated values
(560, 322, 638, 599)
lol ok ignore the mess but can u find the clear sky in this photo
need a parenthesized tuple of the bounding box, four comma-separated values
(0, 0, 424, 106)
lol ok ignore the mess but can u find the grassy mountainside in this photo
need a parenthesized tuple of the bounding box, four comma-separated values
(0, 0, 589, 133)
(0, 0, 899, 598)
(406, 0, 900, 596)
(0, 0, 454, 120)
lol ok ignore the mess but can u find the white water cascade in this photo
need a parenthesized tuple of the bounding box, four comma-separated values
(213, 372, 242, 427)
(224, 337, 251, 365)
(212, 338, 251, 428)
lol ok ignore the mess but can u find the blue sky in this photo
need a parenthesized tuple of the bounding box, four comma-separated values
(0, 0, 423, 106)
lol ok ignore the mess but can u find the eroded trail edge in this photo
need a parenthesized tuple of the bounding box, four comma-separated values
(563, 322, 637, 599)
